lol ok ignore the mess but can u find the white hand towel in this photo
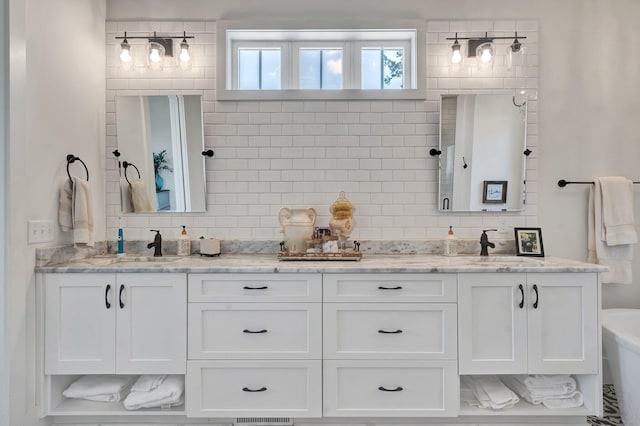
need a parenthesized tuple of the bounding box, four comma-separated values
(541, 391, 584, 409)
(63, 375, 135, 402)
(71, 177, 94, 247)
(129, 179, 153, 213)
(599, 177, 638, 246)
(589, 178, 633, 284)
(131, 375, 167, 392)
(501, 375, 582, 407)
(461, 375, 519, 410)
(123, 375, 184, 410)
(522, 374, 576, 394)
(58, 180, 73, 232)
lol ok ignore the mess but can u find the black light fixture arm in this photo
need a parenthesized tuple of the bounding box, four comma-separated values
(115, 31, 195, 40)
(445, 31, 527, 41)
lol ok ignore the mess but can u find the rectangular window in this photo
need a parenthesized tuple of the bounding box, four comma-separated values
(238, 48, 282, 90)
(299, 49, 343, 90)
(219, 25, 425, 100)
(360, 47, 405, 90)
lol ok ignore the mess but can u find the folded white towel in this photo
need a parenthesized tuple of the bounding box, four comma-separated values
(589, 178, 634, 284)
(461, 376, 519, 410)
(72, 177, 94, 247)
(501, 375, 581, 405)
(599, 177, 637, 246)
(129, 179, 153, 213)
(131, 375, 167, 392)
(63, 375, 135, 402)
(123, 375, 184, 410)
(541, 391, 584, 409)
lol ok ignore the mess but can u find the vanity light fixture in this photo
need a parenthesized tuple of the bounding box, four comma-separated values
(115, 31, 195, 70)
(507, 32, 525, 70)
(446, 32, 526, 68)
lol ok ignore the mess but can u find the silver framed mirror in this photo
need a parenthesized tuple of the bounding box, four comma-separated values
(437, 94, 527, 212)
(115, 95, 207, 213)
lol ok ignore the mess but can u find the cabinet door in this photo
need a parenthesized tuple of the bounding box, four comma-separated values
(44, 273, 116, 374)
(458, 273, 528, 374)
(116, 273, 186, 374)
(527, 273, 599, 374)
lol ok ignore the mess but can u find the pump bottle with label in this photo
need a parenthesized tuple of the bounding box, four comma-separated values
(178, 225, 191, 256)
(444, 225, 458, 257)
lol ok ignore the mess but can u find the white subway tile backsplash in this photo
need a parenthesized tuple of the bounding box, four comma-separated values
(106, 19, 538, 243)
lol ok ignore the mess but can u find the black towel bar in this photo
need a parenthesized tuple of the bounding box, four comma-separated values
(66, 154, 89, 184)
(122, 161, 141, 187)
(558, 179, 640, 187)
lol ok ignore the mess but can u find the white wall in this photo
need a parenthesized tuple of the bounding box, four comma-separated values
(6, 1, 105, 425)
(107, 0, 640, 309)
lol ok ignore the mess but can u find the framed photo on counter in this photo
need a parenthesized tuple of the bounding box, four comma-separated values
(515, 227, 545, 257)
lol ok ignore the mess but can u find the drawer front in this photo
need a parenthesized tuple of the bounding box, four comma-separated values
(323, 273, 457, 302)
(188, 303, 321, 359)
(186, 360, 322, 418)
(323, 360, 459, 417)
(323, 303, 457, 359)
(188, 273, 322, 302)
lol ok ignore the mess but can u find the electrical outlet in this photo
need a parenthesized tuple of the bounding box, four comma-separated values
(28, 220, 54, 244)
(497, 217, 510, 234)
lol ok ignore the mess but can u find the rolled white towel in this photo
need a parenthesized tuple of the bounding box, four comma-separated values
(124, 375, 184, 410)
(501, 375, 583, 408)
(541, 391, 584, 409)
(461, 376, 519, 410)
(130, 375, 167, 393)
(63, 375, 135, 402)
(522, 375, 576, 396)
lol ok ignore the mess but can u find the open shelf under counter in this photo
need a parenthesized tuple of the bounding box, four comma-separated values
(43, 374, 185, 417)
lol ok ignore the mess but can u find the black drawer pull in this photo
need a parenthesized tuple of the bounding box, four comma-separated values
(119, 284, 125, 309)
(533, 284, 539, 309)
(242, 386, 267, 392)
(243, 285, 268, 290)
(243, 329, 268, 334)
(378, 329, 403, 334)
(378, 386, 403, 392)
(378, 286, 403, 290)
(518, 284, 524, 309)
(105, 284, 111, 309)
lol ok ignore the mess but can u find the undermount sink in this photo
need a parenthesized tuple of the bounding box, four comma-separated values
(449, 255, 545, 266)
(91, 255, 183, 265)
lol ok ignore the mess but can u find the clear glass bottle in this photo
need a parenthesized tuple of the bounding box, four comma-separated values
(177, 225, 191, 256)
(444, 225, 458, 257)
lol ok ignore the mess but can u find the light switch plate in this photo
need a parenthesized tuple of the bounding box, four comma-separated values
(28, 220, 54, 244)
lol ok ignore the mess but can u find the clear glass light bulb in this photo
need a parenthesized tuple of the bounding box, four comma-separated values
(149, 47, 162, 63)
(480, 47, 492, 63)
(451, 49, 462, 64)
(120, 48, 132, 63)
(179, 46, 190, 63)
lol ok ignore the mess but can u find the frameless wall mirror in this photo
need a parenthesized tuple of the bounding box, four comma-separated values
(437, 94, 527, 212)
(115, 95, 207, 213)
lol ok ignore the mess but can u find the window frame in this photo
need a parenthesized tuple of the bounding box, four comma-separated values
(217, 20, 426, 101)
(232, 41, 289, 90)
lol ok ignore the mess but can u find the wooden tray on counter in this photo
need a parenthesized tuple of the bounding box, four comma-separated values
(277, 251, 362, 261)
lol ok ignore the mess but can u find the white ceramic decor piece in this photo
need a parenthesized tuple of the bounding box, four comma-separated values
(278, 207, 317, 253)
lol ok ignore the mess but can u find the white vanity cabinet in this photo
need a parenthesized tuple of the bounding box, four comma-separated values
(186, 273, 323, 418)
(458, 272, 599, 375)
(322, 273, 459, 417)
(44, 273, 187, 375)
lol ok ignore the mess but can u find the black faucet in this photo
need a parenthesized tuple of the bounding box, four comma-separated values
(480, 229, 497, 256)
(147, 230, 163, 257)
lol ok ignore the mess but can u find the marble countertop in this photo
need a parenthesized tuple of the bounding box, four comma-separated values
(35, 253, 608, 274)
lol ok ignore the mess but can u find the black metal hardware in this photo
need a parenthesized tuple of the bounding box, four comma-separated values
(147, 230, 163, 257)
(429, 148, 441, 156)
(378, 386, 403, 392)
(558, 179, 640, 187)
(480, 229, 497, 256)
(243, 329, 268, 334)
(378, 329, 403, 334)
(122, 161, 141, 187)
(66, 154, 89, 185)
(378, 285, 402, 290)
(523, 149, 532, 156)
(446, 32, 527, 41)
(105, 285, 111, 309)
(242, 387, 267, 392)
(442, 197, 450, 210)
(518, 284, 524, 309)
(115, 31, 195, 40)
(462, 157, 468, 169)
(119, 284, 125, 309)
(202, 149, 215, 157)
(243, 285, 268, 290)
(532, 284, 539, 309)
(279, 241, 285, 251)
(353, 241, 360, 252)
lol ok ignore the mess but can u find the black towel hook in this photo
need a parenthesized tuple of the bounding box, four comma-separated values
(122, 161, 141, 187)
(66, 154, 89, 185)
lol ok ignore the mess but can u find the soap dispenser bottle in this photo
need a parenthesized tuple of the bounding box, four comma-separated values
(444, 225, 458, 257)
(117, 216, 125, 256)
(178, 225, 191, 256)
